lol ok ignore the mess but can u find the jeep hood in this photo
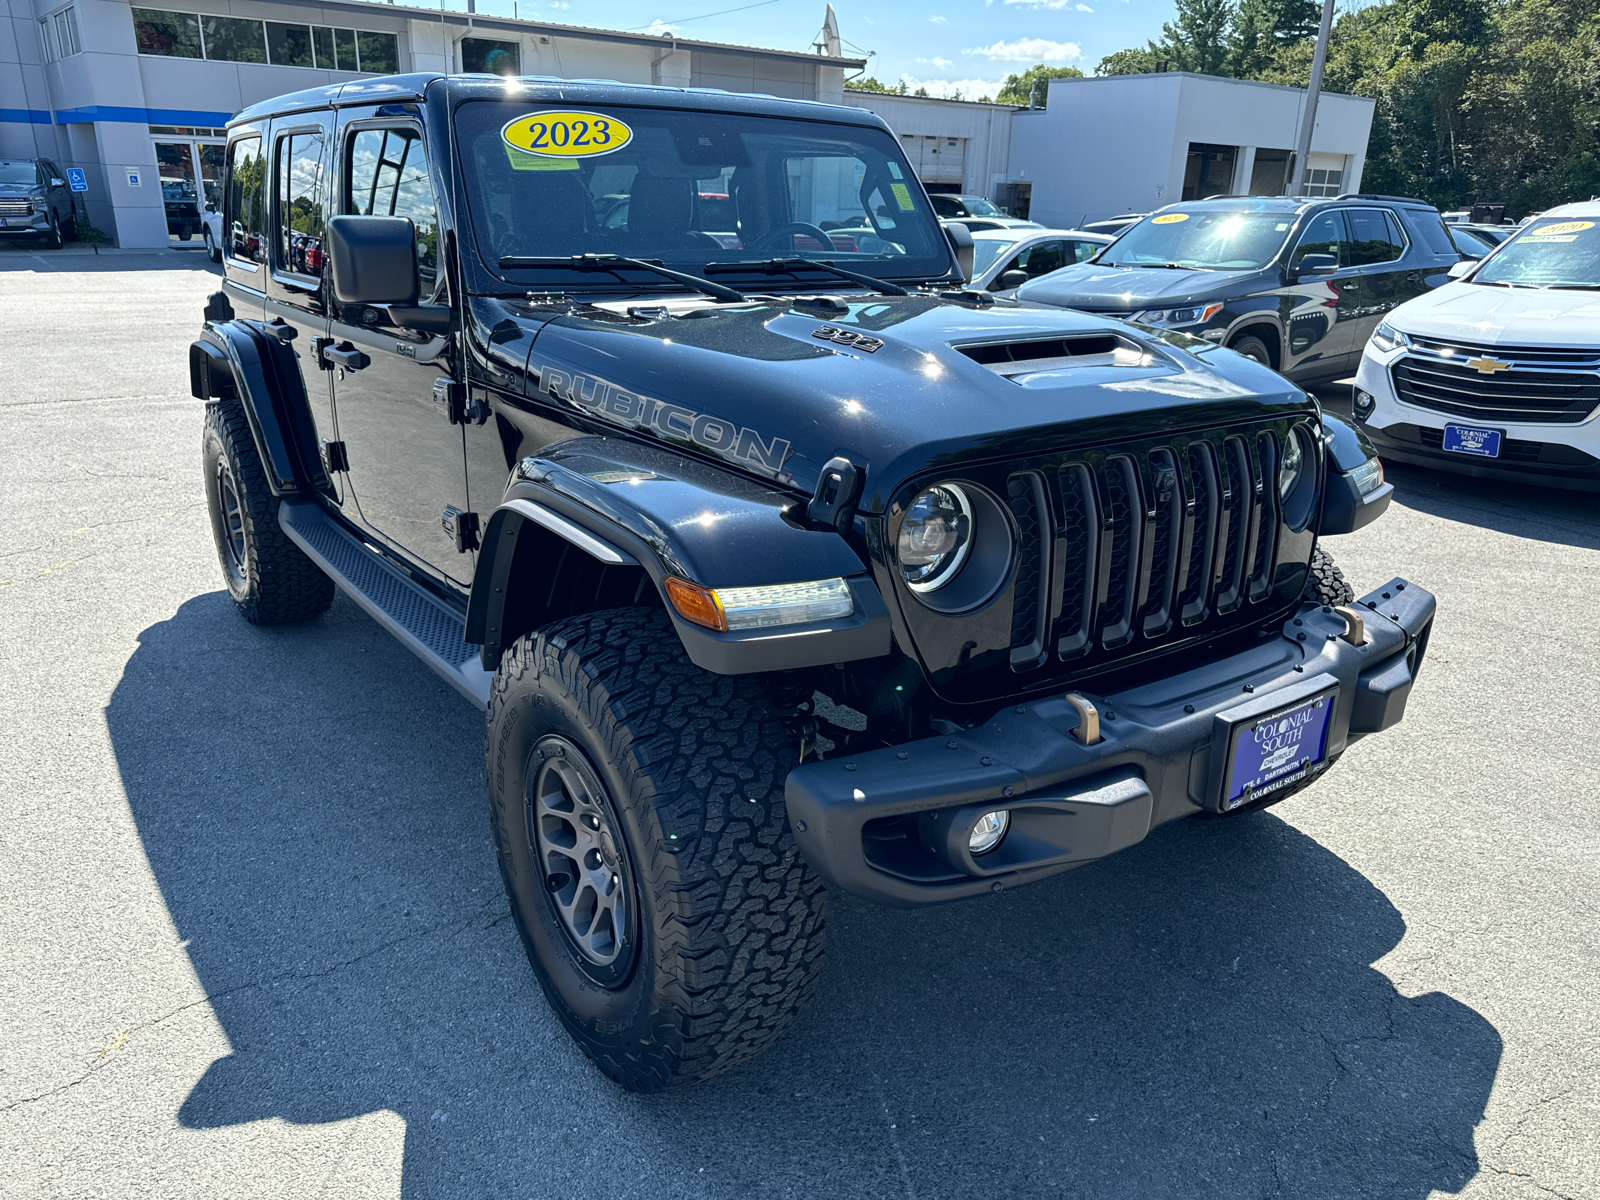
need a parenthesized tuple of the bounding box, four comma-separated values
(1016, 263, 1262, 312)
(490, 294, 1306, 511)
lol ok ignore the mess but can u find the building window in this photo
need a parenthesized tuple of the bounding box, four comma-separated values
(39, 5, 82, 62)
(131, 9, 399, 73)
(1301, 167, 1345, 198)
(462, 38, 519, 75)
(1182, 143, 1237, 202)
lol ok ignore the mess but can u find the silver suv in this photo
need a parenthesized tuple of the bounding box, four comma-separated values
(0, 158, 77, 249)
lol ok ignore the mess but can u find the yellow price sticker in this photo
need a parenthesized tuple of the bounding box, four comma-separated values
(501, 111, 633, 159)
(1151, 212, 1189, 224)
(890, 182, 916, 211)
(1527, 220, 1594, 237)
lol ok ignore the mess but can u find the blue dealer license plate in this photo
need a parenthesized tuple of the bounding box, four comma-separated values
(1443, 424, 1501, 457)
(1224, 690, 1335, 809)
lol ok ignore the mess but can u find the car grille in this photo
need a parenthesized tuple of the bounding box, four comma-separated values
(891, 418, 1317, 701)
(0, 199, 33, 217)
(1391, 336, 1600, 425)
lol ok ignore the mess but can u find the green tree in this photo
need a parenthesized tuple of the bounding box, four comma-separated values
(995, 63, 1086, 107)
(845, 75, 908, 95)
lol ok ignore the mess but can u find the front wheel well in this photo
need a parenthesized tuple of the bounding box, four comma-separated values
(490, 518, 661, 666)
(1228, 322, 1282, 370)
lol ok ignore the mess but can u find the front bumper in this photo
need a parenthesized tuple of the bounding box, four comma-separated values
(787, 577, 1436, 906)
(0, 211, 48, 236)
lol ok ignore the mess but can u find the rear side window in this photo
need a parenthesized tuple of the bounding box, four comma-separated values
(1401, 207, 1457, 258)
(346, 127, 440, 298)
(1068, 239, 1101, 263)
(224, 136, 267, 265)
(275, 130, 326, 279)
(1345, 207, 1406, 265)
(1291, 210, 1347, 267)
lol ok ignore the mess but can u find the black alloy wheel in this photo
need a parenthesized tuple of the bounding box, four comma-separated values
(213, 457, 248, 590)
(1230, 334, 1273, 368)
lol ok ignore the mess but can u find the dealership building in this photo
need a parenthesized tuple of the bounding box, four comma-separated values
(2, 0, 1375, 247)
(0, 0, 863, 246)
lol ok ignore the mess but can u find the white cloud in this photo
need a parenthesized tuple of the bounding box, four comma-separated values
(964, 37, 1082, 62)
(929, 14, 947, 22)
(645, 18, 678, 34)
(1077, 3, 1094, 10)
(917, 56, 955, 69)
(898, 73, 1009, 100)
(547, 1, 570, 7)
(1000, 0, 1072, 8)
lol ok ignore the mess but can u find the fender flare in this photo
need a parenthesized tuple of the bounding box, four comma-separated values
(1319, 412, 1393, 535)
(466, 446, 892, 676)
(189, 322, 333, 500)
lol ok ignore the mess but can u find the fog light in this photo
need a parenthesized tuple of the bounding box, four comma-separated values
(969, 809, 1010, 855)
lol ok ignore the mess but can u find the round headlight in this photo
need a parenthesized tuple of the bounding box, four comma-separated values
(898, 484, 973, 592)
(1278, 424, 1319, 530)
(969, 809, 1010, 855)
(1278, 425, 1305, 501)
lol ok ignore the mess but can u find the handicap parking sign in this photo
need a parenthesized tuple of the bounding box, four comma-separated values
(66, 168, 87, 192)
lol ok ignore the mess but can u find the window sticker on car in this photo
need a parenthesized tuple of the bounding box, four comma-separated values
(890, 183, 915, 211)
(1525, 220, 1593, 242)
(1151, 213, 1188, 224)
(501, 111, 634, 160)
(887, 161, 903, 180)
(504, 145, 579, 171)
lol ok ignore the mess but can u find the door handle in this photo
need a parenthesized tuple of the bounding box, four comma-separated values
(1339, 281, 1361, 291)
(324, 343, 370, 371)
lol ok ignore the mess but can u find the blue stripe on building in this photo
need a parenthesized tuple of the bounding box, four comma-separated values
(50, 106, 236, 126)
(0, 108, 54, 125)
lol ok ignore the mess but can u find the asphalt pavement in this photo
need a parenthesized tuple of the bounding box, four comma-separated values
(2, 245, 1596, 1199)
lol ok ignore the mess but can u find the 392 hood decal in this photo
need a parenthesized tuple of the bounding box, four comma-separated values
(532, 363, 794, 478)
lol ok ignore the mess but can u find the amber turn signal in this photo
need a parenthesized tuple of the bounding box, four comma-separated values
(664, 576, 727, 631)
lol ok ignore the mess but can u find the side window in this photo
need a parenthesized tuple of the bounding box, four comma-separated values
(1345, 207, 1405, 266)
(275, 130, 326, 279)
(1020, 239, 1066, 277)
(1070, 240, 1101, 263)
(1291, 210, 1347, 268)
(224, 136, 267, 265)
(346, 127, 439, 298)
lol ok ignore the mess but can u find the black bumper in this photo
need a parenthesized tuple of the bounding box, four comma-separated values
(1365, 422, 1600, 492)
(786, 578, 1436, 906)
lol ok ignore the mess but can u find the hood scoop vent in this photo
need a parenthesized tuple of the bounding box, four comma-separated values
(957, 333, 1154, 382)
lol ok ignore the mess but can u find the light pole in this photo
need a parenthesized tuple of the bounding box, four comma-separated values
(1288, 0, 1337, 197)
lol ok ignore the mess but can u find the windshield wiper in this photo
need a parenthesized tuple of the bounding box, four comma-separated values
(1476, 280, 1544, 289)
(703, 257, 910, 296)
(1546, 283, 1600, 290)
(495, 253, 747, 303)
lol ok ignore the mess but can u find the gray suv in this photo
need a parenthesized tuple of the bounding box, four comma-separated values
(0, 158, 77, 249)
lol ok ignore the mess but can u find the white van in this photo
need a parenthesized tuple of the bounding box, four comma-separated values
(1352, 200, 1600, 491)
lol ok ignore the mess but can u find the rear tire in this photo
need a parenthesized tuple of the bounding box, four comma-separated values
(486, 607, 827, 1093)
(201, 398, 335, 624)
(1229, 334, 1273, 368)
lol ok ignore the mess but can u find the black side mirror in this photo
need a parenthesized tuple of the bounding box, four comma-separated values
(997, 269, 1030, 290)
(1295, 253, 1338, 277)
(943, 221, 975, 282)
(325, 215, 420, 305)
(204, 202, 216, 213)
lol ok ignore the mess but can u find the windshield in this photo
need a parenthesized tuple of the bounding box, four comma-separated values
(0, 162, 36, 186)
(964, 197, 1003, 217)
(972, 238, 1019, 276)
(456, 102, 951, 288)
(1098, 210, 1294, 270)
(1473, 218, 1600, 288)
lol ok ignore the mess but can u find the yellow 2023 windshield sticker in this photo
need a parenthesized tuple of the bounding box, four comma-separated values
(1151, 212, 1189, 224)
(1527, 220, 1594, 238)
(501, 111, 633, 160)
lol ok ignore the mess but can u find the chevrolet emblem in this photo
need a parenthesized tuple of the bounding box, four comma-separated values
(1465, 355, 1512, 374)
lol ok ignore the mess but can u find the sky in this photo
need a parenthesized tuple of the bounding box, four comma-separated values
(438, 0, 1186, 100)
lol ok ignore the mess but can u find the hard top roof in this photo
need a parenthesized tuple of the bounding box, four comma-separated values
(231, 73, 891, 132)
(1156, 194, 1437, 215)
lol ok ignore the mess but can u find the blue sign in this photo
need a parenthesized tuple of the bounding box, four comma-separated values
(66, 167, 87, 192)
(1443, 424, 1501, 458)
(1226, 691, 1333, 806)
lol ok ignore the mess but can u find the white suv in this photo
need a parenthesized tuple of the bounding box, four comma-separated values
(1353, 200, 1600, 491)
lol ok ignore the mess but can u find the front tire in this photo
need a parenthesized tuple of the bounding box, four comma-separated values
(1229, 334, 1273, 368)
(201, 398, 334, 624)
(204, 226, 220, 262)
(42, 210, 63, 250)
(486, 608, 827, 1093)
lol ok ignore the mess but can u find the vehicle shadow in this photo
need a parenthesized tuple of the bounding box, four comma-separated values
(1382, 461, 1600, 551)
(108, 592, 1502, 1199)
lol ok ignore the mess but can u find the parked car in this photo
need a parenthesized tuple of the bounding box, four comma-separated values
(1080, 214, 1147, 236)
(940, 214, 1043, 234)
(0, 157, 78, 248)
(190, 72, 1432, 1093)
(1459, 222, 1513, 246)
(927, 193, 1011, 220)
(201, 201, 224, 261)
(1015, 195, 1460, 385)
(1353, 202, 1600, 490)
(969, 227, 1112, 293)
(1448, 225, 1499, 259)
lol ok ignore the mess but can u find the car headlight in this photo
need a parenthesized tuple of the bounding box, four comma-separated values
(1279, 426, 1305, 501)
(1348, 455, 1385, 497)
(1370, 322, 1411, 354)
(898, 484, 973, 592)
(1133, 302, 1224, 326)
(1278, 424, 1318, 529)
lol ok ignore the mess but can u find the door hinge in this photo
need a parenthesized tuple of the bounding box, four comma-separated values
(433, 377, 468, 425)
(441, 506, 480, 553)
(321, 440, 349, 473)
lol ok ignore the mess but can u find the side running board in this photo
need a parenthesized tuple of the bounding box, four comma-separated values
(278, 499, 494, 709)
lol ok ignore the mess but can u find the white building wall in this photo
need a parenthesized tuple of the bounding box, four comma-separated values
(844, 92, 1016, 202)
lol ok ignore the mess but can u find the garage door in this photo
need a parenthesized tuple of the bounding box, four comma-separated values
(900, 134, 967, 186)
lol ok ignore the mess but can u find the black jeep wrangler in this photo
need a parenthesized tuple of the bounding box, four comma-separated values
(189, 73, 1433, 1093)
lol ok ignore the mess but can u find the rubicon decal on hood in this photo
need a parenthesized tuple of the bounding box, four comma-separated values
(532, 363, 794, 477)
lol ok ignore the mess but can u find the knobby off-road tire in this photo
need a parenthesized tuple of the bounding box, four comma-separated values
(486, 607, 827, 1093)
(201, 398, 334, 624)
(1304, 545, 1355, 607)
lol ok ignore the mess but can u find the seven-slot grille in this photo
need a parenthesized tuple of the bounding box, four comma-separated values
(1391, 336, 1600, 425)
(0, 199, 33, 218)
(1001, 422, 1300, 673)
